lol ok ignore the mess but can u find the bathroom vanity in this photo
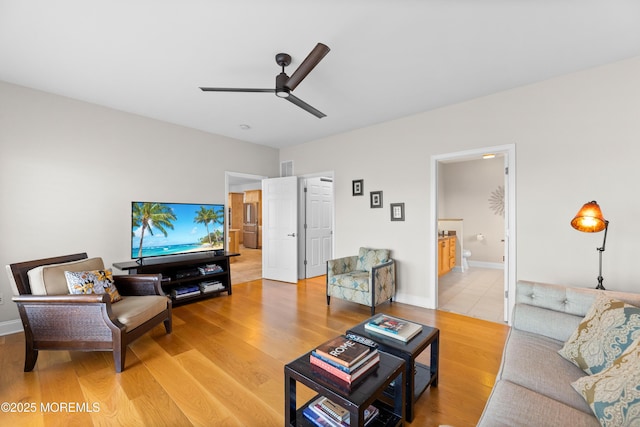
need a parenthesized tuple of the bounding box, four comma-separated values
(438, 235, 456, 276)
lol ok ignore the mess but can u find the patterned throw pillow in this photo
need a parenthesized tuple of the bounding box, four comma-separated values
(558, 294, 640, 375)
(571, 339, 640, 426)
(64, 269, 122, 303)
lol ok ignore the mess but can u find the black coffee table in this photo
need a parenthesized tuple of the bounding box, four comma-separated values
(347, 316, 439, 422)
(284, 347, 406, 426)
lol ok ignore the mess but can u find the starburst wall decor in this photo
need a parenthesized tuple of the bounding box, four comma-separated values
(489, 185, 505, 217)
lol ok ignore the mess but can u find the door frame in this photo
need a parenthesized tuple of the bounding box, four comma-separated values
(224, 171, 268, 272)
(429, 144, 516, 323)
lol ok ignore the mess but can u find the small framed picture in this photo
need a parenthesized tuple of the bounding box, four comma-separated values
(352, 179, 364, 196)
(370, 191, 383, 208)
(390, 203, 405, 221)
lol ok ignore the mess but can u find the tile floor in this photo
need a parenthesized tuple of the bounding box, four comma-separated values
(438, 267, 507, 324)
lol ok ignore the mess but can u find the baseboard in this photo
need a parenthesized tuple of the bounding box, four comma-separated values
(0, 319, 23, 336)
(393, 292, 432, 309)
(468, 261, 504, 270)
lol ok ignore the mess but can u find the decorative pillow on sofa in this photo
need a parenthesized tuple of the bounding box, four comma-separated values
(571, 338, 640, 427)
(558, 294, 640, 375)
(64, 269, 122, 303)
(356, 248, 389, 272)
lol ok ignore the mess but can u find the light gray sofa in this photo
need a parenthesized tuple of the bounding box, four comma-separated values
(477, 280, 640, 426)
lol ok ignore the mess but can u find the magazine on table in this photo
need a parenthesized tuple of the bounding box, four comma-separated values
(364, 314, 423, 342)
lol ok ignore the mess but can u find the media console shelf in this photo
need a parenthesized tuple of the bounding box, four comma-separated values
(113, 252, 239, 306)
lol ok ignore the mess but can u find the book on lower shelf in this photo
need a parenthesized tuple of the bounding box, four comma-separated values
(199, 280, 225, 293)
(315, 335, 372, 368)
(302, 396, 379, 427)
(171, 285, 201, 299)
(364, 314, 423, 342)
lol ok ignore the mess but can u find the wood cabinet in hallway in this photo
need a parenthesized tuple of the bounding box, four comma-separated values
(438, 236, 456, 276)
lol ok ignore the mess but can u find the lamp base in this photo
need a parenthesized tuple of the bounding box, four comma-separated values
(596, 245, 606, 291)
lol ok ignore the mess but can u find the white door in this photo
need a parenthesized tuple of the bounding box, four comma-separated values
(305, 177, 333, 278)
(262, 176, 298, 283)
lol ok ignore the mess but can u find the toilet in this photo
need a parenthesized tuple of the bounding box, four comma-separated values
(462, 249, 471, 270)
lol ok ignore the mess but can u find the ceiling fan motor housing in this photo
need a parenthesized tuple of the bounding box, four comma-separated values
(275, 72, 290, 98)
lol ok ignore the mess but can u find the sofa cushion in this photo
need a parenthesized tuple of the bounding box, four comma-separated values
(572, 339, 640, 427)
(27, 257, 105, 295)
(558, 294, 640, 375)
(498, 329, 592, 414)
(356, 248, 389, 272)
(477, 380, 600, 427)
(513, 303, 585, 342)
(64, 268, 122, 303)
(111, 295, 168, 331)
(517, 280, 598, 316)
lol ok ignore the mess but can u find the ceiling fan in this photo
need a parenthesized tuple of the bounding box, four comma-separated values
(200, 43, 330, 118)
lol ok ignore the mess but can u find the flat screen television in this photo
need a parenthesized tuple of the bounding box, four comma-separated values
(131, 201, 225, 260)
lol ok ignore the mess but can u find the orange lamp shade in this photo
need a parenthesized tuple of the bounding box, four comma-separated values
(571, 201, 607, 233)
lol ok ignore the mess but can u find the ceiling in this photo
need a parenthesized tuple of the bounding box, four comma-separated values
(2, 1, 640, 149)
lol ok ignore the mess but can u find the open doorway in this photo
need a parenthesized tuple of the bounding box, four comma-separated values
(430, 144, 516, 324)
(225, 171, 268, 284)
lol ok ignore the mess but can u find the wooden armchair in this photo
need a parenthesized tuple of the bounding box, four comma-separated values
(7, 253, 172, 373)
(326, 247, 396, 315)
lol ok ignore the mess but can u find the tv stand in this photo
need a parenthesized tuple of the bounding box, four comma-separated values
(114, 252, 239, 306)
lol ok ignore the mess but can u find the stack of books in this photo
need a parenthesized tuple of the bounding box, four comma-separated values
(170, 285, 200, 299)
(302, 396, 378, 427)
(198, 264, 223, 275)
(364, 314, 423, 343)
(310, 335, 379, 387)
(199, 280, 225, 293)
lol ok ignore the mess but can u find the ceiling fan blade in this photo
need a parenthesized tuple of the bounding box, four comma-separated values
(199, 87, 274, 93)
(285, 94, 326, 118)
(285, 43, 330, 91)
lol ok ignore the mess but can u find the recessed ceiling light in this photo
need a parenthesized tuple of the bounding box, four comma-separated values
(239, 124, 251, 130)
(482, 153, 496, 159)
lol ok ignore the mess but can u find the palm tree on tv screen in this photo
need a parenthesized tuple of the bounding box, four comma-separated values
(132, 202, 177, 258)
(194, 206, 223, 247)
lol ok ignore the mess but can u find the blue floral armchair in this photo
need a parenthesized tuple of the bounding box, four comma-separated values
(326, 247, 396, 315)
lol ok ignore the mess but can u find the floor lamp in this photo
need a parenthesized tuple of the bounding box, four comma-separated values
(571, 201, 609, 290)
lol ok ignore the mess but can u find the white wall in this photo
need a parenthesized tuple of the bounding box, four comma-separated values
(4, 55, 640, 323)
(0, 81, 279, 325)
(281, 56, 640, 309)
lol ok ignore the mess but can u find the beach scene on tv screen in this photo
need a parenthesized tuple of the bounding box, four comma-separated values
(131, 202, 224, 259)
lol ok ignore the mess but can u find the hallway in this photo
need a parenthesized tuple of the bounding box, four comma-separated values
(229, 244, 262, 284)
(438, 267, 506, 324)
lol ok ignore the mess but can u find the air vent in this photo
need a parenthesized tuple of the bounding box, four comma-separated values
(281, 160, 294, 177)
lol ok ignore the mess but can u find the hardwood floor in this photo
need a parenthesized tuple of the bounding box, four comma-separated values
(0, 276, 509, 426)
